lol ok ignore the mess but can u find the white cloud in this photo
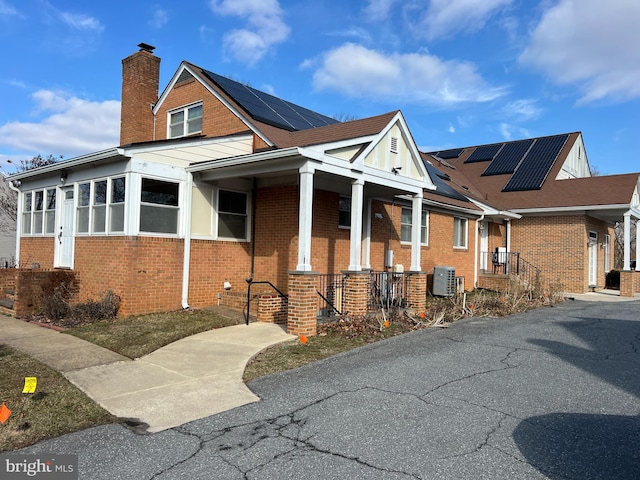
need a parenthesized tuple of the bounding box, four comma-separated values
(416, 0, 512, 41)
(364, 0, 399, 21)
(326, 27, 372, 43)
(0, 0, 18, 18)
(60, 11, 104, 32)
(499, 122, 530, 141)
(448, 123, 455, 133)
(503, 99, 542, 121)
(209, 0, 290, 65)
(519, 0, 640, 104)
(149, 7, 168, 29)
(312, 43, 507, 106)
(0, 90, 120, 158)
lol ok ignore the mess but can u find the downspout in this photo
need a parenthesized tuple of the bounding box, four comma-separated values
(8, 180, 21, 267)
(474, 214, 485, 288)
(181, 172, 194, 310)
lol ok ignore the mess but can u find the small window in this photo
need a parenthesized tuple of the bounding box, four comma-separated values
(401, 207, 429, 244)
(169, 103, 203, 138)
(77, 183, 91, 233)
(110, 177, 126, 232)
(33, 191, 44, 234)
(338, 196, 351, 228)
(92, 180, 107, 233)
(454, 217, 468, 248)
(603, 234, 611, 273)
(140, 178, 179, 234)
(45, 189, 56, 234)
(217, 189, 248, 240)
(22, 192, 32, 234)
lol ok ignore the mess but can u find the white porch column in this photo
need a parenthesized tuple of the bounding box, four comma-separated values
(362, 198, 372, 270)
(296, 165, 314, 271)
(623, 212, 631, 271)
(410, 192, 423, 271)
(348, 178, 364, 271)
(506, 219, 512, 253)
(636, 218, 640, 271)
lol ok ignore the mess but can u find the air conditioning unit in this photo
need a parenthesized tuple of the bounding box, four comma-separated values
(433, 266, 456, 296)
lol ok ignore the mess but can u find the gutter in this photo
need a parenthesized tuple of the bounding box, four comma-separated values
(6, 148, 125, 182)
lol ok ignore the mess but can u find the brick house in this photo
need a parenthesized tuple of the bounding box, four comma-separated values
(6, 45, 640, 333)
(423, 136, 640, 295)
(7, 45, 487, 334)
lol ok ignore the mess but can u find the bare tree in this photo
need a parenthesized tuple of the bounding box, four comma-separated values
(614, 219, 637, 270)
(0, 154, 62, 231)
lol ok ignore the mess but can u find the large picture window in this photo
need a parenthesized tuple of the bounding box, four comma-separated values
(217, 189, 247, 240)
(140, 177, 179, 234)
(401, 207, 428, 244)
(22, 188, 56, 235)
(453, 217, 468, 248)
(169, 103, 203, 138)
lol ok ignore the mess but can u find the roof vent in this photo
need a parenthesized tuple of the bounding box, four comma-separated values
(137, 42, 156, 53)
(390, 136, 398, 154)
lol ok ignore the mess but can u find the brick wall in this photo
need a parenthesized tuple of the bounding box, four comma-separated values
(287, 272, 317, 336)
(154, 79, 248, 141)
(20, 237, 55, 269)
(369, 201, 475, 290)
(510, 215, 612, 292)
(74, 236, 184, 316)
(121, 50, 160, 145)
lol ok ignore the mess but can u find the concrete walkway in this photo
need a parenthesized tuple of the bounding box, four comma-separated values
(0, 317, 295, 433)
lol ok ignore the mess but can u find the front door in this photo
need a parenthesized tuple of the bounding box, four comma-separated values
(56, 188, 75, 268)
(480, 221, 489, 272)
(588, 231, 597, 286)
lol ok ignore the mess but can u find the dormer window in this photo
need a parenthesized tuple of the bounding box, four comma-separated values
(168, 103, 203, 138)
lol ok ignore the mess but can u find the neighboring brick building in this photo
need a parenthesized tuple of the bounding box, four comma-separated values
(7, 44, 640, 333)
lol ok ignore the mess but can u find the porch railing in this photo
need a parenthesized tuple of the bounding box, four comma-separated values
(317, 271, 410, 319)
(317, 273, 345, 318)
(367, 271, 408, 310)
(481, 251, 540, 288)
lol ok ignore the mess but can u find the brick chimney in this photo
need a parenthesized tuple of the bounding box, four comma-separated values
(120, 43, 161, 145)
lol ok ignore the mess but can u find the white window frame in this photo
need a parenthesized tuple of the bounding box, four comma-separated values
(76, 176, 127, 235)
(453, 217, 468, 249)
(401, 207, 429, 245)
(21, 188, 57, 236)
(168, 102, 203, 139)
(216, 188, 249, 241)
(139, 177, 180, 235)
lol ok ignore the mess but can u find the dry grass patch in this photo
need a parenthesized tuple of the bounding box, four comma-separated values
(66, 309, 243, 359)
(0, 345, 114, 452)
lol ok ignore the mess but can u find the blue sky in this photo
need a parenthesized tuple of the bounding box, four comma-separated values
(0, 0, 639, 176)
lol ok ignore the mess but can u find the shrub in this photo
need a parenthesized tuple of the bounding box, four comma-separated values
(70, 290, 121, 324)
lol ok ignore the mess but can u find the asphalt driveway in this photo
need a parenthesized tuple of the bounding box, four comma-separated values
(12, 299, 640, 479)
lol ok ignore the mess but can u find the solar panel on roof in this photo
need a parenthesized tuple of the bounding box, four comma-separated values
(465, 144, 503, 163)
(482, 139, 534, 176)
(423, 162, 468, 202)
(503, 134, 569, 192)
(436, 148, 464, 159)
(203, 69, 338, 131)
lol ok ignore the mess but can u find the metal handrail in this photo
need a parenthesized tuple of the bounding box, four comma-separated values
(245, 278, 287, 325)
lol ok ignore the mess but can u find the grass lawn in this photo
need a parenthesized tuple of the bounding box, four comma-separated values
(2, 290, 557, 451)
(0, 345, 114, 452)
(65, 309, 244, 359)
